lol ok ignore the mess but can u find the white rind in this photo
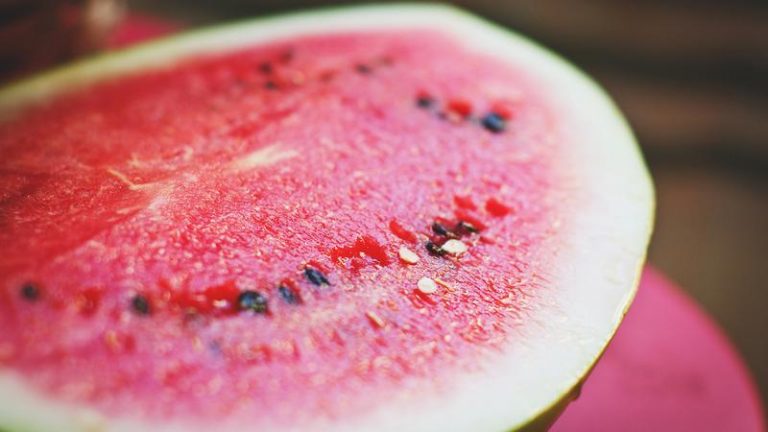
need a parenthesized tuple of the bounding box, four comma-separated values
(0, 4, 654, 432)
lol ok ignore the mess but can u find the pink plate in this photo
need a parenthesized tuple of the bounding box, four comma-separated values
(552, 267, 765, 431)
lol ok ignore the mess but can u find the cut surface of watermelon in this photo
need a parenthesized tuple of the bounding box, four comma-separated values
(0, 5, 653, 432)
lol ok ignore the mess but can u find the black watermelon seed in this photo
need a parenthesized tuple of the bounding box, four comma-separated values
(304, 267, 330, 286)
(131, 295, 151, 315)
(278, 285, 301, 305)
(431, 222, 450, 236)
(480, 113, 506, 133)
(238, 291, 268, 313)
(355, 64, 373, 74)
(258, 62, 273, 74)
(416, 96, 435, 109)
(425, 241, 446, 256)
(20, 283, 40, 301)
(264, 80, 279, 90)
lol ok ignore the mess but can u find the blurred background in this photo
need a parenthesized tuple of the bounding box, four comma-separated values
(1, 0, 766, 412)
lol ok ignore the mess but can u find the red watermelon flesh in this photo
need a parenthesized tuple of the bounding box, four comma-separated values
(2, 29, 556, 418)
(0, 6, 653, 432)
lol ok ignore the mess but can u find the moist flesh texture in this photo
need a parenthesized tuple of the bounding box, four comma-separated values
(0, 30, 566, 426)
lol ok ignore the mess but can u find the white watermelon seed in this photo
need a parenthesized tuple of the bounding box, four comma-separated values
(398, 246, 420, 264)
(434, 278, 455, 291)
(441, 239, 468, 255)
(417, 277, 438, 294)
(366, 311, 386, 328)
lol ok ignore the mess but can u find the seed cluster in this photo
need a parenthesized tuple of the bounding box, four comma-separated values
(11, 43, 516, 329)
(17, 265, 328, 319)
(441, 239, 468, 255)
(425, 240, 447, 257)
(248, 48, 392, 93)
(415, 93, 510, 133)
(424, 219, 480, 257)
(14, 193, 509, 332)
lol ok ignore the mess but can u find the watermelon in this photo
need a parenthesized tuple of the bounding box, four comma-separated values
(0, 5, 653, 432)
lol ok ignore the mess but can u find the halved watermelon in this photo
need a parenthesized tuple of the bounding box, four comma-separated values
(0, 5, 653, 432)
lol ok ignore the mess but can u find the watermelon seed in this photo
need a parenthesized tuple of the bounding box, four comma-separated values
(238, 291, 268, 313)
(20, 283, 40, 301)
(425, 241, 446, 256)
(480, 112, 506, 133)
(131, 295, 151, 316)
(278, 285, 301, 305)
(366, 311, 386, 329)
(304, 267, 330, 286)
(416, 95, 435, 109)
(456, 220, 479, 234)
(355, 64, 372, 74)
(434, 278, 455, 292)
(264, 80, 279, 90)
(417, 277, 438, 294)
(398, 246, 420, 264)
(441, 239, 468, 256)
(258, 62, 273, 74)
(431, 222, 450, 236)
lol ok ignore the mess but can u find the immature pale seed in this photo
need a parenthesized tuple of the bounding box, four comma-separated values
(434, 278, 455, 291)
(366, 311, 386, 328)
(398, 246, 420, 264)
(441, 239, 468, 255)
(417, 277, 438, 294)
